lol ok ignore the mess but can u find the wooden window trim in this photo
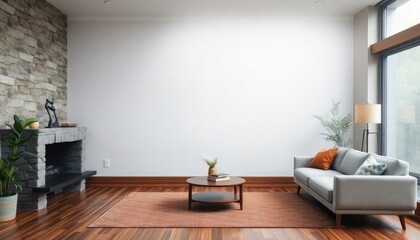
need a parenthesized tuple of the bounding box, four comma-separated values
(371, 23, 420, 54)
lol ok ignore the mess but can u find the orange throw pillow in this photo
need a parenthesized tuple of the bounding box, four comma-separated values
(307, 148, 338, 170)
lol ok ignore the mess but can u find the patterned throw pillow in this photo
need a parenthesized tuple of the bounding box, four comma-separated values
(355, 154, 387, 175)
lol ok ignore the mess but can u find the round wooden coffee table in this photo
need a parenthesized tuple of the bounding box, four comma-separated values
(186, 176, 246, 210)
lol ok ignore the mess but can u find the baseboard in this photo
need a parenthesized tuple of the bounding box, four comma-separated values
(406, 201, 420, 223)
(86, 176, 295, 187)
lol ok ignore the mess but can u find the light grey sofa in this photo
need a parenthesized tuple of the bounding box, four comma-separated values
(294, 147, 418, 229)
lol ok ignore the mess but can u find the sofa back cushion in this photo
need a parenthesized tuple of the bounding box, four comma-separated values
(330, 147, 350, 171)
(372, 154, 409, 175)
(336, 149, 368, 175)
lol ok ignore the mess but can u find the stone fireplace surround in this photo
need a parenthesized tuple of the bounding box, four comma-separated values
(0, 127, 96, 210)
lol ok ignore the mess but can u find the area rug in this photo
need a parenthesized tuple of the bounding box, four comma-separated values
(89, 192, 334, 228)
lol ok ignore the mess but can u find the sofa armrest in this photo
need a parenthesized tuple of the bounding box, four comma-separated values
(294, 156, 313, 169)
(333, 175, 417, 211)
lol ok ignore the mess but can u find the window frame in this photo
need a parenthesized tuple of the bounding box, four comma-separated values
(377, 0, 420, 180)
(377, 0, 396, 40)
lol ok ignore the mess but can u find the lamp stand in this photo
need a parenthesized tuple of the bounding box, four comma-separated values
(361, 123, 379, 152)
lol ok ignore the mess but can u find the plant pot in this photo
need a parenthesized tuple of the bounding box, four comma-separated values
(29, 121, 40, 129)
(208, 167, 217, 176)
(0, 193, 18, 222)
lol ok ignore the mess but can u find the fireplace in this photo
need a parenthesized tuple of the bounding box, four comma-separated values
(0, 127, 96, 210)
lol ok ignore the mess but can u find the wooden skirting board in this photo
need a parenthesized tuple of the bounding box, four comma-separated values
(416, 202, 420, 218)
(86, 176, 296, 187)
(410, 201, 420, 222)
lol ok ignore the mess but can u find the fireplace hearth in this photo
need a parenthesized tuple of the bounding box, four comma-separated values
(0, 127, 96, 210)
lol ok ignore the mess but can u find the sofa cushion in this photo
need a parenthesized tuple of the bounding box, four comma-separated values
(355, 154, 387, 175)
(330, 147, 350, 171)
(294, 168, 342, 186)
(309, 177, 334, 202)
(307, 148, 338, 170)
(336, 149, 368, 175)
(372, 154, 409, 175)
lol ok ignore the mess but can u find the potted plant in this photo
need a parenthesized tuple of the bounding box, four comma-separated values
(314, 100, 352, 147)
(0, 115, 38, 222)
(200, 155, 218, 176)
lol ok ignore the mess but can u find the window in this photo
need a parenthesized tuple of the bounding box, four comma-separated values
(383, 44, 420, 177)
(383, 0, 420, 38)
(378, 0, 420, 182)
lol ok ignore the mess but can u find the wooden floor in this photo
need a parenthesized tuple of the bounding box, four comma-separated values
(0, 186, 419, 240)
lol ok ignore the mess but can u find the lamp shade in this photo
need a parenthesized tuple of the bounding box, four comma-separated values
(355, 104, 381, 124)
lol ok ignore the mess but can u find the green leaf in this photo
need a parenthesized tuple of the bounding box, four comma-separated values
(5, 123, 20, 138)
(24, 151, 44, 162)
(22, 118, 38, 128)
(13, 115, 24, 133)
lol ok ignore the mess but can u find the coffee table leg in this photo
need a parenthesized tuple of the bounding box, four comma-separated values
(188, 184, 192, 210)
(239, 184, 243, 210)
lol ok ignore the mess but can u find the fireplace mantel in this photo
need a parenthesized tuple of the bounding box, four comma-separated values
(34, 127, 87, 143)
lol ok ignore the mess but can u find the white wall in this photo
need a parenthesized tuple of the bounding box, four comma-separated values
(353, 6, 379, 152)
(68, 16, 354, 176)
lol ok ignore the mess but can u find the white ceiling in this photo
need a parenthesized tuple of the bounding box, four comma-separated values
(47, 0, 381, 21)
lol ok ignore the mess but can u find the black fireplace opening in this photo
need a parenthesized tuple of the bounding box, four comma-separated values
(34, 140, 96, 194)
(45, 141, 83, 175)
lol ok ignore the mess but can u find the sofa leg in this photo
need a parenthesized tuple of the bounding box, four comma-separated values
(336, 214, 342, 228)
(297, 186, 301, 194)
(399, 215, 406, 230)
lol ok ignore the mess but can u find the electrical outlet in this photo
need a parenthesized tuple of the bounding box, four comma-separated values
(103, 159, 111, 168)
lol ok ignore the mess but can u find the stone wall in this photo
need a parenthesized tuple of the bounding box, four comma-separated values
(0, 0, 67, 128)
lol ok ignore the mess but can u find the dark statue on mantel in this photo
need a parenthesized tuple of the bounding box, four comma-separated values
(45, 99, 60, 128)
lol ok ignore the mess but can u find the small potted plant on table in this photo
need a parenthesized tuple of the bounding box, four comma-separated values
(201, 155, 218, 176)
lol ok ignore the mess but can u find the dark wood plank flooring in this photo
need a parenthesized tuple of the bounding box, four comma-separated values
(0, 186, 419, 240)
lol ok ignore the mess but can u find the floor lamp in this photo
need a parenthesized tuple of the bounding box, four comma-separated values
(355, 104, 381, 152)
